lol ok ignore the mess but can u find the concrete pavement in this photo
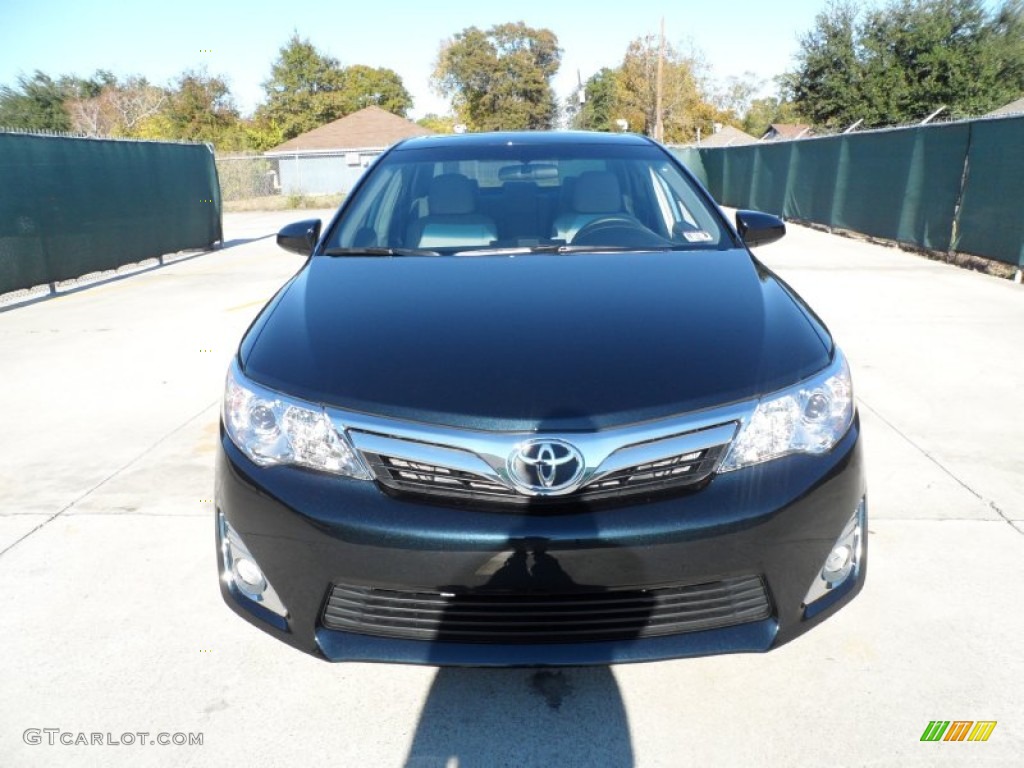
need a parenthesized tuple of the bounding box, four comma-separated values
(0, 210, 1021, 767)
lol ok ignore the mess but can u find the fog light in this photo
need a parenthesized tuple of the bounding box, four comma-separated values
(803, 498, 865, 609)
(218, 512, 288, 618)
(823, 544, 852, 582)
(232, 557, 267, 594)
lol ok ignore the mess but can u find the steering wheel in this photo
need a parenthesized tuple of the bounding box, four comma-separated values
(570, 216, 672, 248)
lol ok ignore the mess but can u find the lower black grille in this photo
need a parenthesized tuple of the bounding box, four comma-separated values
(321, 576, 771, 644)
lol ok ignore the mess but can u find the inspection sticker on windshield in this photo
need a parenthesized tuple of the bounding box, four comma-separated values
(683, 230, 714, 242)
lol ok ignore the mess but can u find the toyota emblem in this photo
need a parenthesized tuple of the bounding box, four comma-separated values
(507, 439, 585, 495)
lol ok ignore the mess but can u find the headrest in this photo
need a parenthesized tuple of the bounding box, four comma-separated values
(572, 171, 622, 213)
(429, 174, 476, 215)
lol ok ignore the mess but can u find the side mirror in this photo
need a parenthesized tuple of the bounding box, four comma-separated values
(735, 210, 785, 248)
(276, 219, 322, 256)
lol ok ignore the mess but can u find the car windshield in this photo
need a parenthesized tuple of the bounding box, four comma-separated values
(324, 139, 731, 254)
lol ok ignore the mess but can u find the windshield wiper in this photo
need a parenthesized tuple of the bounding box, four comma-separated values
(452, 245, 562, 256)
(554, 245, 673, 253)
(322, 247, 439, 257)
(453, 244, 660, 256)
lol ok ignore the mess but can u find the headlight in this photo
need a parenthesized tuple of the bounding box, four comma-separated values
(719, 351, 854, 471)
(222, 360, 371, 479)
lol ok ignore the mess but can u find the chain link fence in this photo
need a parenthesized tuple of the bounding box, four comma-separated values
(214, 154, 280, 201)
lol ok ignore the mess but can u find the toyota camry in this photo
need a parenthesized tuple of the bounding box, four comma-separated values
(215, 131, 866, 665)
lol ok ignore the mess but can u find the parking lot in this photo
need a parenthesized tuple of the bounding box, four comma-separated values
(1, 210, 1021, 767)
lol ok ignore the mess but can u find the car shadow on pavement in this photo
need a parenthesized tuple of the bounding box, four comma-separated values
(404, 410, 641, 766)
(217, 234, 273, 250)
(404, 665, 633, 767)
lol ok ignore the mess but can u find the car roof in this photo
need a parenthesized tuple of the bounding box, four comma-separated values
(392, 131, 656, 151)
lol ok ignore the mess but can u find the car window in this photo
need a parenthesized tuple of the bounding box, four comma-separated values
(325, 142, 729, 253)
(649, 163, 711, 236)
(331, 163, 407, 247)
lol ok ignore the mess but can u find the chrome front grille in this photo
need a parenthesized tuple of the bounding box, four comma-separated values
(576, 445, 728, 499)
(363, 443, 729, 503)
(321, 576, 772, 643)
(375, 455, 515, 501)
(334, 405, 746, 506)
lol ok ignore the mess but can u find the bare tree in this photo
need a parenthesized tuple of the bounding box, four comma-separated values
(67, 77, 166, 136)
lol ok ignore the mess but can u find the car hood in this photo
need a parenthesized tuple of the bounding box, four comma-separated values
(242, 250, 831, 430)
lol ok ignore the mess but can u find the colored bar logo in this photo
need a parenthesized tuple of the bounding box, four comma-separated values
(921, 721, 997, 742)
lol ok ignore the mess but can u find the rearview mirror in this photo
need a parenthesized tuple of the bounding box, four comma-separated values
(498, 163, 559, 181)
(277, 219, 322, 256)
(735, 210, 785, 248)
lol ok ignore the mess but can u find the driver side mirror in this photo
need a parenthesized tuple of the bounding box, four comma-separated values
(735, 210, 785, 248)
(277, 219, 322, 256)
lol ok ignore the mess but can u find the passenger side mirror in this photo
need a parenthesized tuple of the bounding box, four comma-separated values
(277, 219, 322, 256)
(735, 210, 785, 248)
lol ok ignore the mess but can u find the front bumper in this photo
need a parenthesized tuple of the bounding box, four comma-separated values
(215, 416, 866, 665)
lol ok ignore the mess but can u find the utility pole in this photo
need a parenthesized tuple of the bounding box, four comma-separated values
(578, 69, 586, 130)
(655, 17, 665, 142)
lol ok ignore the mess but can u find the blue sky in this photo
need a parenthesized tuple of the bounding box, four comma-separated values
(1, 0, 831, 118)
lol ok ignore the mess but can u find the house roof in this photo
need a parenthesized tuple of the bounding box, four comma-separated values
(267, 105, 432, 154)
(762, 123, 813, 141)
(698, 125, 758, 147)
(987, 97, 1024, 117)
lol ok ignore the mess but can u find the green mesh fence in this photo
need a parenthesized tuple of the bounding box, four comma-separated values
(722, 146, 756, 211)
(0, 133, 222, 296)
(672, 147, 707, 189)
(783, 137, 842, 225)
(749, 142, 792, 216)
(672, 115, 1024, 267)
(832, 124, 968, 250)
(954, 118, 1024, 266)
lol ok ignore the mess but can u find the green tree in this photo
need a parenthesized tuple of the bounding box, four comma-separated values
(338, 64, 412, 116)
(0, 71, 74, 131)
(136, 68, 244, 148)
(258, 33, 349, 139)
(786, 0, 1024, 129)
(783, 0, 863, 130)
(613, 35, 724, 143)
(416, 113, 456, 133)
(741, 96, 805, 138)
(0, 70, 128, 132)
(568, 68, 620, 131)
(859, 0, 1020, 120)
(0, 67, 259, 150)
(432, 22, 562, 130)
(240, 117, 286, 152)
(258, 34, 414, 140)
(712, 72, 763, 124)
(986, 0, 1024, 100)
